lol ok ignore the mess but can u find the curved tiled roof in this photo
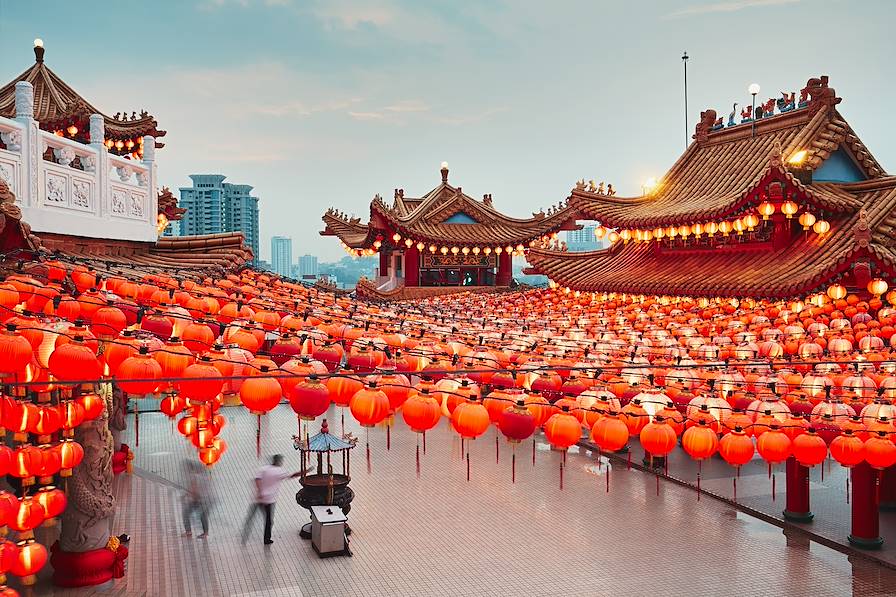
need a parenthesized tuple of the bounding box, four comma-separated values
(322, 168, 580, 249)
(0, 46, 165, 147)
(571, 77, 883, 229)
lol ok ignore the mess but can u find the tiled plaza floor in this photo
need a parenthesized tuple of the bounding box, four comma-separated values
(27, 403, 896, 596)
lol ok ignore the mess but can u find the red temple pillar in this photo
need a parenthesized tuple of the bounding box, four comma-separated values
(849, 462, 883, 549)
(880, 465, 896, 510)
(496, 252, 512, 286)
(404, 247, 420, 287)
(379, 251, 389, 277)
(783, 456, 813, 522)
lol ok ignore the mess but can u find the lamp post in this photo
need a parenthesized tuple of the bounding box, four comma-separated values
(748, 83, 760, 137)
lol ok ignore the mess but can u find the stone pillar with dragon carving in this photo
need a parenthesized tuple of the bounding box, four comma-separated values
(50, 379, 129, 587)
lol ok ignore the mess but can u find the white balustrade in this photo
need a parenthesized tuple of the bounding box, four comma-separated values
(0, 81, 158, 243)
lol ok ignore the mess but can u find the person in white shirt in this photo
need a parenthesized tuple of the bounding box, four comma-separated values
(241, 454, 302, 545)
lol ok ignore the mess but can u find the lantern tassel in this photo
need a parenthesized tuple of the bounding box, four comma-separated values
(821, 457, 825, 482)
(733, 476, 737, 503)
(846, 475, 850, 504)
(134, 401, 139, 447)
(423, 430, 427, 455)
(772, 472, 776, 502)
(627, 450, 631, 471)
(512, 449, 516, 484)
(387, 424, 391, 451)
(656, 472, 660, 496)
(256, 414, 261, 459)
(366, 428, 371, 474)
(606, 465, 610, 493)
(559, 461, 564, 490)
(532, 438, 536, 466)
(341, 408, 345, 436)
(697, 471, 701, 502)
(495, 433, 499, 464)
(416, 437, 420, 479)
(466, 451, 470, 482)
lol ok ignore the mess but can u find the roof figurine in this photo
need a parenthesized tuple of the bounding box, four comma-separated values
(0, 39, 166, 158)
(526, 75, 896, 300)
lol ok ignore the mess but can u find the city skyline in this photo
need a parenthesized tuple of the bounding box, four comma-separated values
(3, 1, 893, 262)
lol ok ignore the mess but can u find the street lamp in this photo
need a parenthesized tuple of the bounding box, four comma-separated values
(748, 83, 760, 137)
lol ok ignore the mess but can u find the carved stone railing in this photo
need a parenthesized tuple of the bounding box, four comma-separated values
(0, 81, 157, 243)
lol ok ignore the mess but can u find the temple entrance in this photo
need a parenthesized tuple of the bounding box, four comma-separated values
(419, 266, 495, 287)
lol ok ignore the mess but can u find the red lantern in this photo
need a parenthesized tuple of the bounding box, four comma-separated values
(34, 486, 67, 522)
(178, 359, 224, 401)
(313, 343, 344, 372)
(10, 539, 47, 585)
(756, 427, 792, 465)
(544, 409, 582, 451)
(0, 445, 10, 477)
(59, 400, 86, 432)
(36, 445, 61, 483)
(177, 415, 198, 437)
(349, 384, 390, 427)
(864, 433, 896, 470)
(0, 492, 16, 527)
(90, 304, 127, 339)
(102, 335, 138, 376)
(0, 325, 33, 376)
(182, 322, 215, 354)
(31, 405, 62, 439)
(199, 438, 227, 467)
(401, 390, 441, 433)
(498, 400, 536, 442)
(376, 368, 411, 412)
(141, 312, 174, 340)
(639, 417, 677, 458)
(239, 368, 282, 414)
(289, 376, 330, 421)
(682, 421, 719, 460)
(117, 350, 162, 396)
(8, 498, 44, 534)
(829, 430, 865, 467)
(590, 413, 629, 452)
(76, 393, 105, 420)
(269, 335, 301, 366)
(719, 428, 755, 467)
(160, 394, 186, 418)
(9, 446, 41, 485)
(48, 337, 100, 382)
(792, 430, 827, 467)
(450, 398, 490, 439)
(154, 339, 194, 384)
(56, 440, 84, 476)
(0, 538, 18, 580)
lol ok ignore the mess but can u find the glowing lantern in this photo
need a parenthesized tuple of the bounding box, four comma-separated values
(498, 400, 536, 442)
(756, 427, 792, 465)
(868, 278, 888, 297)
(450, 398, 490, 439)
(523, 393, 552, 427)
(34, 486, 66, 523)
(9, 498, 43, 535)
(781, 200, 798, 218)
(76, 393, 105, 421)
(826, 284, 847, 301)
(160, 394, 186, 418)
(349, 383, 390, 427)
(56, 440, 84, 476)
(719, 428, 755, 467)
(10, 539, 48, 586)
(639, 417, 677, 458)
(590, 413, 629, 452)
(327, 372, 363, 407)
(91, 304, 127, 339)
(543, 409, 581, 451)
(117, 350, 162, 396)
(178, 359, 225, 401)
(401, 390, 441, 433)
(799, 212, 816, 230)
(289, 376, 330, 421)
(742, 213, 759, 230)
(792, 430, 827, 467)
(48, 337, 100, 382)
(758, 201, 775, 219)
(239, 367, 282, 414)
(182, 323, 215, 353)
(0, 326, 33, 376)
(829, 430, 865, 467)
(864, 433, 896, 470)
(682, 421, 719, 460)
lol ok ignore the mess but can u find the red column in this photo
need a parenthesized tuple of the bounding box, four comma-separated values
(880, 465, 896, 510)
(379, 251, 389, 277)
(496, 252, 512, 286)
(404, 247, 419, 287)
(783, 456, 813, 522)
(849, 462, 883, 548)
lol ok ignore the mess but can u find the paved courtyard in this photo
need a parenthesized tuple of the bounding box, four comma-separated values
(29, 403, 896, 597)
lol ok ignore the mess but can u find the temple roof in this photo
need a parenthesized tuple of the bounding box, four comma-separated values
(571, 76, 883, 229)
(526, 176, 896, 299)
(322, 165, 580, 249)
(0, 43, 166, 150)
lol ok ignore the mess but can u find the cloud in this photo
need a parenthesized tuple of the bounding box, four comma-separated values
(666, 0, 800, 18)
(311, 1, 395, 30)
(198, 0, 290, 9)
(348, 111, 386, 121)
(436, 107, 508, 126)
(384, 99, 429, 113)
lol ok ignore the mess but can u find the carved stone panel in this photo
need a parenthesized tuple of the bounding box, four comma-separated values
(128, 192, 143, 218)
(72, 178, 91, 210)
(111, 189, 127, 214)
(46, 171, 66, 204)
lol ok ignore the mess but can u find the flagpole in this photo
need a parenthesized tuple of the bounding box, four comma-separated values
(682, 51, 689, 150)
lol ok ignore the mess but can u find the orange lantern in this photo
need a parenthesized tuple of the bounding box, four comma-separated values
(401, 390, 441, 433)
(543, 409, 582, 451)
(239, 367, 283, 415)
(10, 539, 48, 586)
(829, 430, 865, 467)
(178, 358, 225, 401)
(681, 421, 719, 460)
(756, 427, 792, 465)
(719, 428, 755, 467)
(864, 432, 896, 470)
(639, 417, 677, 458)
(791, 429, 827, 467)
(349, 383, 390, 427)
(590, 413, 629, 452)
(451, 398, 490, 439)
(116, 350, 162, 396)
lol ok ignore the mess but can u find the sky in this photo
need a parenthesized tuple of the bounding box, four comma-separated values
(1, 0, 894, 262)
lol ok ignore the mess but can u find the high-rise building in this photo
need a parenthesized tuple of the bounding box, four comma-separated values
(172, 174, 260, 264)
(271, 236, 292, 277)
(297, 254, 319, 280)
(566, 224, 607, 252)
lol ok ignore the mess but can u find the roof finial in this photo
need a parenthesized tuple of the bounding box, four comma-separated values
(440, 161, 449, 183)
(33, 38, 44, 63)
